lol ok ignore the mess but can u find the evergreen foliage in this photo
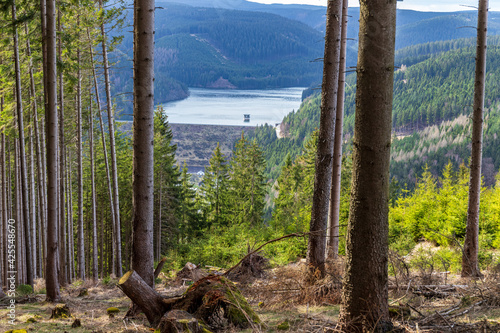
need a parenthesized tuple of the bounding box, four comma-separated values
(252, 40, 500, 188)
(200, 143, 230, 228)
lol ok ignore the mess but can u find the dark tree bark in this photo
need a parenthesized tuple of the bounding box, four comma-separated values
(462, 0, 488, 278)
(339, 0, 397, 331)
(45, 0, 62, 302)
(132, 0, 155, 287)
(327, 0, 348, 259)
(306, 0, 343, 277)
(12, 0, 33, 287)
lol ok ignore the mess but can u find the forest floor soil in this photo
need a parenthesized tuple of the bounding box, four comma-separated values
(1, 260, 500, 332)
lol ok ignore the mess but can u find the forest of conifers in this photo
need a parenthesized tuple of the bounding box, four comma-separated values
(1, 0, 500, 331)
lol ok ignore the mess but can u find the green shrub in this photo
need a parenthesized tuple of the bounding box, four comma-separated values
(17, 284, 33, 296)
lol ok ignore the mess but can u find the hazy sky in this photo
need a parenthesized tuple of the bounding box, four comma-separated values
(250, 0, 500, 12)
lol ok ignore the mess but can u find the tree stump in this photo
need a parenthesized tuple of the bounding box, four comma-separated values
(71, 318, 82, 328)
(119, 270, 169, 327)
(50, 304, 71, 319)
(77, 288, 88, 297)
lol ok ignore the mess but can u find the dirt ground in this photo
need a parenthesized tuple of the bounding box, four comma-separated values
(1, 261, 500, 332)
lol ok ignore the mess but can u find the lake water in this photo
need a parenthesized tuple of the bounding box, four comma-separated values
(162, 87, 305, 126)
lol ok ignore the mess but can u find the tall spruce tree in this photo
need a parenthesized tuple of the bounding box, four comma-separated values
(328, 0, 349, 259)
(153, 108, 180, 255)
(339, 0, 397, 330)
(462, 0, 488, 278)
(306, 0, 343, 277)
(132, 0, 155, 287)
(229, 135, 266, 226)
(45, 0, 62, 302)
(201, 143, 229, 228)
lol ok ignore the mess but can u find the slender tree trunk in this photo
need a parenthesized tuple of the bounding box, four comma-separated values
(29, 127, 37, 279)
(67, 150, 74, 281)
(12, 0, 34, 287)
(99, 210, 104, 278)
(39, 0, 48, 281)
(327, 0, 348, 259)
(57, 11, 67, 286)
(1, 99, 6, 286)
(157, 178, 162, 262)
(66, 149, 73, 282)
(35, 113, 47, 279)
(26, 24, 40, 279)
(14, 140, 22, 285)
(76, 19, 85, 281)
(5, 138, 12, 286)
(462, 0, 488, 278)
(89, 99, 98, 281)
(98, 0, 122, 277)
(339, 0, 397, 331)
(0, 130, 4, 288)
(132, 0, 155, 287)
(41, 120, 48, 275)
(87, 28, 117, 276)
(306, 0, 343, 277)
(45, 0, 61, 302)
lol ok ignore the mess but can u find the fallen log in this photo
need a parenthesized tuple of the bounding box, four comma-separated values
(125, 257, 168, 318)
(119, 270, 171, 327)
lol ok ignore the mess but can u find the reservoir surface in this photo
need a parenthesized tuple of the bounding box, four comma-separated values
(162, 87, 305, 126)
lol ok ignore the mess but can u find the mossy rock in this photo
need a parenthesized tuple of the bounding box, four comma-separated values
(107, 307, 120, 318)
(107, 307, 120, 315)
(277, 320, 290, 330)
(50, 303, 71, 319)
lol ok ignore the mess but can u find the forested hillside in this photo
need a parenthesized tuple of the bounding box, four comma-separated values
(110, 0, 500, 120)
(110, 3, 326, 118)
(252, 37, 500, 186)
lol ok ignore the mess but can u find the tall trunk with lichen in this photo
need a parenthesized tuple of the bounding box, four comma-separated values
(13, 0, 33, 287)
(87, 27, 117, 277)
(76, 14, 85, 281)
(99, 0, 122, 277)
(306, 0, 343, 277)
(339, 0, 397, 331)
(462, 0, 488, 278)
(327, 0, 348, 259)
